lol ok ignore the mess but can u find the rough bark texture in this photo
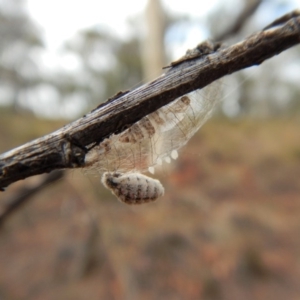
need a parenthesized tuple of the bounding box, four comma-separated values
(0, 11, 300, 190)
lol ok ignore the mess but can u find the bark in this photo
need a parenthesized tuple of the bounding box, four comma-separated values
(0, 10, 300, 190)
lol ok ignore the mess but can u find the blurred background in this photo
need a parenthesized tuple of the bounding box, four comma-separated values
(1, 0, 300, 299)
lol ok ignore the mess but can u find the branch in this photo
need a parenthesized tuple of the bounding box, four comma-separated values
(0, 170, 64, 225)
(214, 0, 263, 41)
(0, 10, 300, 190)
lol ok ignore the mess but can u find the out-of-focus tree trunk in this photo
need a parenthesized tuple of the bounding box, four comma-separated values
(142, 0, 166, 81)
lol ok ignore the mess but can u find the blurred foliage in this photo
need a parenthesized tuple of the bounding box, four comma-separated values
(0, 0, 299, 118)
(0, 0, 43, 112)
(0, 107, 65, 152)
(62, 28, 144, 104)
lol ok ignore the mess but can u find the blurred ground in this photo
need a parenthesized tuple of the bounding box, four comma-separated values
(1, 113, 300, 300)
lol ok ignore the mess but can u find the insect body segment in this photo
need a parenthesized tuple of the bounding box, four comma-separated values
(85, 80, 221, 204)
(102, 172, 164, 204)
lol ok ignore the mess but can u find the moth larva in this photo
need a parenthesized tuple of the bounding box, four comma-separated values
(101, 172, 164, 204)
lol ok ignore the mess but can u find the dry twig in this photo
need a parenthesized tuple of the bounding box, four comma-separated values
(0, 170, 64, 225)
(214, 0, 263, 41)
(0, 10, 300, 190)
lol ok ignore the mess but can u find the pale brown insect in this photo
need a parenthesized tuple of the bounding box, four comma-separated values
(84, 95, 193, 173)
(101, 172, 164, 204)
(85, 81, 221, 203)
